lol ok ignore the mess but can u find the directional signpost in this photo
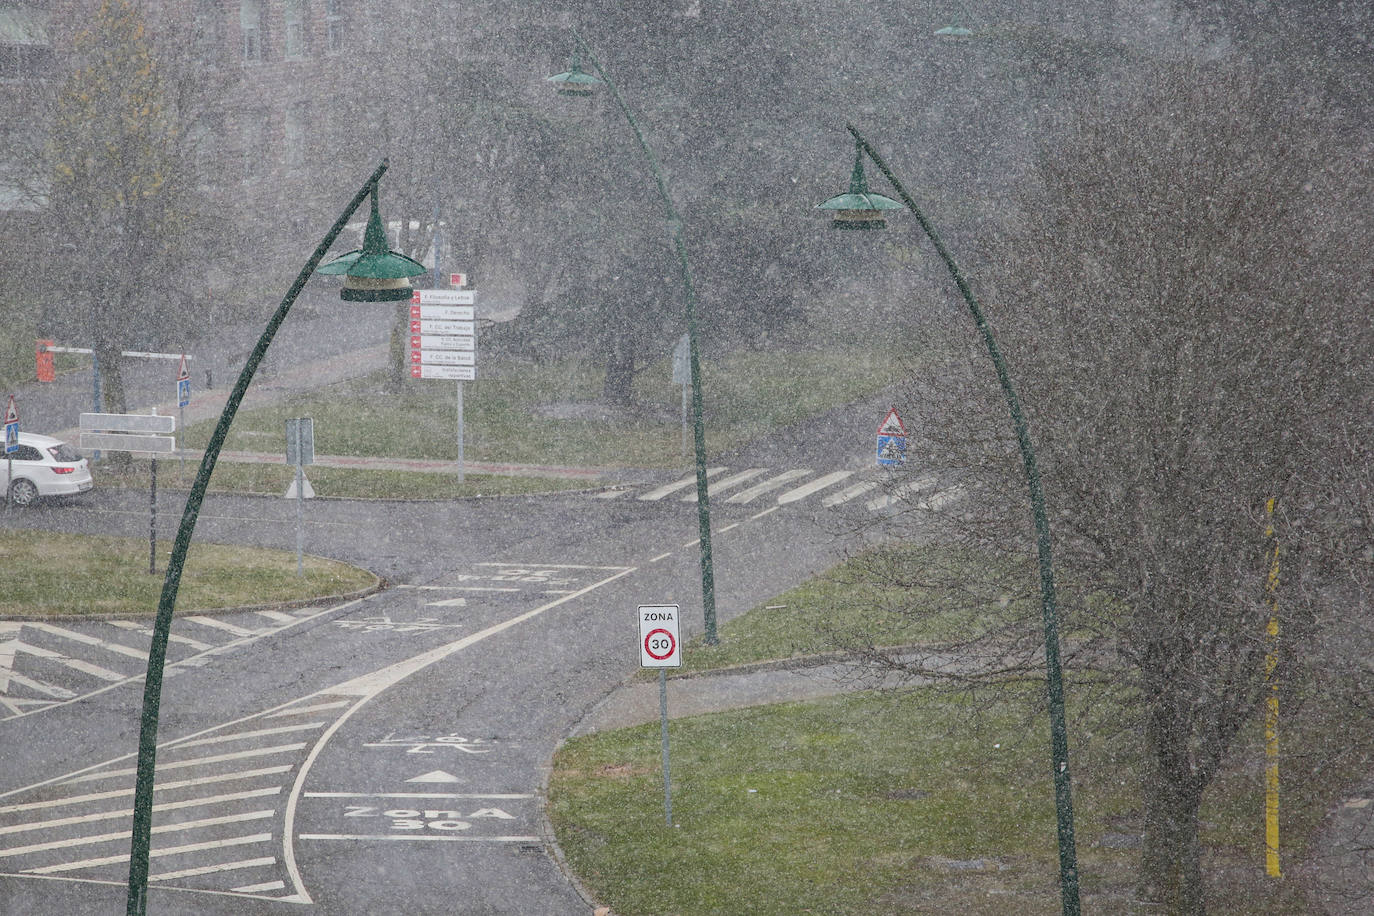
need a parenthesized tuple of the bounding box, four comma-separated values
(410, 289, 478, 482)
(639, 604, 682, 825)
(176, 356, 191, 474)
(877, 406, 908, 467)
(286, 418, 315, 577)
(5, 395, 18, 510)
(81, 412, 176, 573)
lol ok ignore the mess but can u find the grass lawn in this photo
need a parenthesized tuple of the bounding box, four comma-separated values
(181, 347, 903, 470)
(0, 529, 376, 617)
(95, 458, 589, 500)
(550, 546, 1370, 915)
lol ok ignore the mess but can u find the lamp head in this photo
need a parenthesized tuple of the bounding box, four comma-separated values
(546, 53, 603, 97)
(816, 140, 903, 230)
(317, 187, 427, 301)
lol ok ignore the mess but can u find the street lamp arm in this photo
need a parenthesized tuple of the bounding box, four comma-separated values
(125, 160, 391, 915)
(845, 124, 1081, 915)
(573, 30, 718, 644)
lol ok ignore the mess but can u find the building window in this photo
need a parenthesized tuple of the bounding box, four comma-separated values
(284, 104, 309, 169)
(324, 0, 344, 52)
(193, 0, 221, 65)
(241, 111, 268, 179)
(0, 43, 53, 81)
(284, 0, 306, 59)
(241, 0, 264, 62)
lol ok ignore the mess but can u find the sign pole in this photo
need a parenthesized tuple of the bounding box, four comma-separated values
(456, 379, 465, 484)
(6, 394, 21, 510)
(148, 458, 157, 575)
(295, 463, 305, 577)
(659, 668, 672, 825)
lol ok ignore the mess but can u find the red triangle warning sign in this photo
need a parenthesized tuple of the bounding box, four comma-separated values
(4, 395, 17, 426)
(177, 355, 189, 381)
(877, 407, 906, 437)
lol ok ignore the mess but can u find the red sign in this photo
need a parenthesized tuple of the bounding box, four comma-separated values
(177, 354, 189, 382)
(877, 407, 907, 437)
(643, 628, 676, 661)
(4, 395, 18, 426)
(35, 340, 54, 383)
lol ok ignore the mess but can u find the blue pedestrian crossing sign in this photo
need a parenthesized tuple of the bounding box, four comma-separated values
(176, 355, 191, 408)
(4, 395, 18, 455)
(876, 407, 907, 467)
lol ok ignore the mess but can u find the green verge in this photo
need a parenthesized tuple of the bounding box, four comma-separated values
(95, 459, 587, 500)
(180, 347, 901, 470)
(551, 547, 1369, 915)
(0, 529, 375, 617)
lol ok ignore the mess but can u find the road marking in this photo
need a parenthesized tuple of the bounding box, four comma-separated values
(750, 506, 780, 521)
(298, 834, 541, 844)
(2, 669, 76, 700)
(106, 620, 213, 652)
(266, 700, 350, 719)
(726, 469, 813, 504)
(279, 564, 637, 905)
(185, 616, 263, 638)
(254, 610, 297, 624)
(0, 811, 274, 859)
(22, 833, 273, 875)
(63, 744, 308, 785)
(718, 522, 741, 533)
(169, 722, 325, 750)
(822, 478, 881, 507)
(0, 767, 293, 815)
(424, 597, 468, 607)
(637, 467, 728, 501)
(26, 622, 149, 660)
(0, 787, 282, 837)
(151, 856, 277, 882)
(680, 467, 766, 502)
(231, 878, 286, 894)
(0, 640, 124, 682)
(649, 552, 672, 563)
(866, 474, 937, 511)
(777, 470, 854, 504)
(303, 792, 534, 800)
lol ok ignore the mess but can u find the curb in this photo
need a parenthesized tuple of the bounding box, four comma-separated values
(0, 564, 386, 622)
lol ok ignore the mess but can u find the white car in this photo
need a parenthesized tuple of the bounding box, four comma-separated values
(3, 433, 94, 507)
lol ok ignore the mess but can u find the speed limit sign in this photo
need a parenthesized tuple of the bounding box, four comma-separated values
(638, 605, 682, 668)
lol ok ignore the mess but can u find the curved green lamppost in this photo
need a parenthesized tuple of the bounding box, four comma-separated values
(547, 32, 720, 645)
(819, 126, 1081, 916)
(125, 160, 425, 915)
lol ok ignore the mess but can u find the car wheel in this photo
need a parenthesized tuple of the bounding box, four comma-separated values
(9, 478, 38, 508)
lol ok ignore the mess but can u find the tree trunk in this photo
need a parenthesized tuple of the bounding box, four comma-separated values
(388, 301, 409, 388)
(94, 344, 132, 472)
(602, 334, 635, 406)
(1139, 701, 1208, 915)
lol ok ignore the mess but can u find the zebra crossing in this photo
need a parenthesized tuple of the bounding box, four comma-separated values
(0, 692, 353, 901)
(0, 606, 333, 722)
(595, 466, 967, 514)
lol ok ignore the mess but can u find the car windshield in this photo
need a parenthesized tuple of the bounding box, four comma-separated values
(47, 443, 83, 463)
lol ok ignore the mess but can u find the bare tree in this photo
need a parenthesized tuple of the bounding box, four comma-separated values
(853, 60, 1372, 914)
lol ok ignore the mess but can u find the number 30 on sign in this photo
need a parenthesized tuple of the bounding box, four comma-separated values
(638, 605, 682, 668)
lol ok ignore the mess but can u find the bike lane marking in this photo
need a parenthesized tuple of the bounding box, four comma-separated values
(279, 564, 636, 902)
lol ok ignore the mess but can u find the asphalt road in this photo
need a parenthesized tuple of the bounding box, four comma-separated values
(0, 462, 887, 913)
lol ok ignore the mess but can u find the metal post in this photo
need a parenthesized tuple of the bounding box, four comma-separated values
(1264, 497, 1281, 877)
(576, 31, 718, 643)
(295, 464, 305, 578)
(456, 380, 465, 484)
(5, 455, 10, 510)
(848, 125, 1080, 915)
(682, 382, 689, 459)
(659, 668, 672, 826)
(125, 160, 390, 916)
(148, 458, 157, 575)
(91, 352, 102, 462)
